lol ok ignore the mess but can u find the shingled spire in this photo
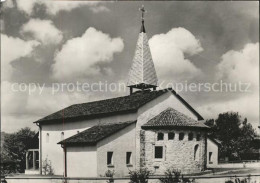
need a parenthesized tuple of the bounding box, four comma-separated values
(127, 5, 158, 95)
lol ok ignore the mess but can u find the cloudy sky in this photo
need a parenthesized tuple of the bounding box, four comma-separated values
(1, 0, 259, 133)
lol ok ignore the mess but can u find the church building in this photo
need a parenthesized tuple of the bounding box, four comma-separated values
(29, 6, 218, 177)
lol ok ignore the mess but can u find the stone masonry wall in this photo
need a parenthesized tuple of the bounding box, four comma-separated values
(143, 129, 206, 175)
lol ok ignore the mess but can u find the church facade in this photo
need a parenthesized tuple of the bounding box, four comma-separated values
(32, 7, 217, 177)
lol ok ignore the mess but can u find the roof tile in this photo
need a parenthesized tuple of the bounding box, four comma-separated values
(142, 108, 209, 129)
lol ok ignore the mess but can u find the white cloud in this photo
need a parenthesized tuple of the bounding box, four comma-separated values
(1, 81, 93, 132)
(52, 27, 124, 81)
(216, 43, 259, 87)
(198, 91, 259, 130)
(199, 42, 259, 130)
(21, 19, 63, 45)
(149, 27, 203, 82)
(16, 0, 107, 15)
(1, 34, 39, 80)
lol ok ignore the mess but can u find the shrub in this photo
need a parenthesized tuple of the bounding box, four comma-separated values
(225, 180, 234, 183)
(129, 168, 152, 183)
(159, 168, 193, 183)
(42, 158, 54, 175)
(159, 168, 182, 183)
(104, 169, 115, 183)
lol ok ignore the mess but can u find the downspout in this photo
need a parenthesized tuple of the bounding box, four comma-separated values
(36, 122, 42, 175)
(204, 132, 208, 171)
(61, 144, 67, 178)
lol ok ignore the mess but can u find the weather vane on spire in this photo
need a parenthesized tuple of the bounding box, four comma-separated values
(139, 5, 146, 22)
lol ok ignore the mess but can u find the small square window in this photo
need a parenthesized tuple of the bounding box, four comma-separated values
(126, 152, 132, 165)
(107, 152, 113, 165)
(209, 152, 213, 162)
(168, 132, 175, 140)
(196, 134, 201, 141)
(154, 146, 163, 159)
(179, 133, 184, 140)
(188, 133, 193, 141)
(157, 133, 164, 141)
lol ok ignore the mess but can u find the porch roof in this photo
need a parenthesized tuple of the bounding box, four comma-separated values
(58, 121, 136, 146)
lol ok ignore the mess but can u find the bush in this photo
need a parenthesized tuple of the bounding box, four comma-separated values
(159, 168, 193, 183)
(42, 158, 54, 175)
(129, 168, 152, 183)
(159, 168, 181, 183)
(104, 169, 115, 183)
(225, 181, 234, 183)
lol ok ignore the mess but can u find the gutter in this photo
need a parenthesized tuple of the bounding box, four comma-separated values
(35, 122, 42, 175)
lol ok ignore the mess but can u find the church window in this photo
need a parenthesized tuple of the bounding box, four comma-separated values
(188, 133, 193, 141)
(168, 132, 175, 140)
(61, 132, 64, 141)
(154, 146, 163, 159)
(126, 152, 132, 165)
(179, 133, 184, 140)
(107, 152, 113, 165)
(196, 134, 201, 141)
(46, 133, 49, 143)
(157, 133, 164, 141)
(194, 144, 199, 160)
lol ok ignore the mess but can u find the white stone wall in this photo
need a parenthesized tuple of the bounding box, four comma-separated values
(97, 123, 136, 177)
(207, 139, 219, 168)
(41, 113, 137, 175)
(142, 129, 206, 174)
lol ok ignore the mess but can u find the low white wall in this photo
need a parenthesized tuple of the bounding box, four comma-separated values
(209, 162, 260, 169)
(5, 175, 260, 183)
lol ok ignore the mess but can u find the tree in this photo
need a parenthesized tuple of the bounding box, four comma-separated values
(2, 128, 36, 173)
(206, 112, 257, 160)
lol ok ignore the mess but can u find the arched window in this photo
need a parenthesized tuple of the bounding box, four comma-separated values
(157, 133, 164, 141)
(61, 132, 64, 141)
(196, 134, 201, 141)
(179, 133, 184, 140)
(46, 133, 49, 143)
(188, 133, 193, 141)
(168, 132, 175, 140)
(194, 144, 199, 160)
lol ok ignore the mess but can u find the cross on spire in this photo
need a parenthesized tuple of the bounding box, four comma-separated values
(139, 5, 146, 22)
(139, 5, 146, 33)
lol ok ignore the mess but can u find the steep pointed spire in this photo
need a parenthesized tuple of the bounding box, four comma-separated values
(127, 5, 158, 94)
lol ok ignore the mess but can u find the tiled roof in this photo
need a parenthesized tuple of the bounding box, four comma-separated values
(142, 108, 209, 129)
(127, 23, 158, 87)
(58, 121, 136, 146)
(35, 89, 168, 124)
